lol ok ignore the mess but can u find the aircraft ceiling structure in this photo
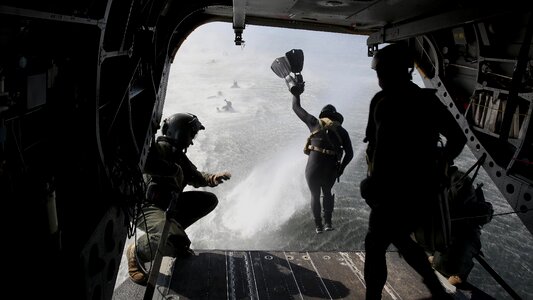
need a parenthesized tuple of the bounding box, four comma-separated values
(0, 0, 531, 299)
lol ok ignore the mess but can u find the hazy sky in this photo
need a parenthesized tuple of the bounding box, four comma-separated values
(167, 21, 424, 119)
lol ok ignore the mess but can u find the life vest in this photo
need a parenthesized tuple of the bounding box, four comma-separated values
(303, 117, 343, 159)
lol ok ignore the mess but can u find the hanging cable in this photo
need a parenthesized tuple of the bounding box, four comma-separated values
(451, 207, 533, 222)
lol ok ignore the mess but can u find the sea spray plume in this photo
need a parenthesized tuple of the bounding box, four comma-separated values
(221, 146, 308, 238)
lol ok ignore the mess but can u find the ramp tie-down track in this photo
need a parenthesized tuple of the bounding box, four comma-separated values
(139, 250, 445, 300)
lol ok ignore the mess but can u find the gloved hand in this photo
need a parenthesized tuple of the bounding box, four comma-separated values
(337, 164, 345, 177)
(290, 82, 305, 96)
(335, 165, 344, 183)
(209, 172, 231, 186)
(360, 176, 378, 208)
(289, 74, 305, 96)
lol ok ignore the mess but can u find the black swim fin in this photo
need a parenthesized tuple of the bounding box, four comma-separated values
(271, 56, 292, 78)
(271, 52, 305, 96)
(285, 49, 304, 73)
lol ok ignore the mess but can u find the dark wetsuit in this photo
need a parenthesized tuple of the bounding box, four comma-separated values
(363, 81, 466, 299)
(292, 95, 354, 227)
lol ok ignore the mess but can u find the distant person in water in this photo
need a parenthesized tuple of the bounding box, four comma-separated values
(361, 43, 465, 299)
(291, 89, 354, 233)
(217, 99, 233, 112)
(126, 112, 231, 285)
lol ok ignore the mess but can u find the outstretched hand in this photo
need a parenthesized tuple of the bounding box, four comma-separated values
(213, 172, 231, 185)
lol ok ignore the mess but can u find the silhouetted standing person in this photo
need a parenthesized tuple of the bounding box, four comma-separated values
(361, 43, 465, 299)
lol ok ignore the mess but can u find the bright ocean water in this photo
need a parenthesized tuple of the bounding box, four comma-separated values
(158, 23, 533, 299)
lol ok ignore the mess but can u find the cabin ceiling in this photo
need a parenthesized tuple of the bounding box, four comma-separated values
(1, 0, 523, 45)
(201, 0, 522, 44)
(206, 0, 439, 31)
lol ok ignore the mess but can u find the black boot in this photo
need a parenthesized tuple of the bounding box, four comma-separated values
(324, 215, 334, 231)
(315, 219, 324, 234)
(324, 221, 334, 231)
(323, 195, 335, 231)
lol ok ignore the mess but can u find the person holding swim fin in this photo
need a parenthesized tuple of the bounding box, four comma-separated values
(272, 49, 353, 234)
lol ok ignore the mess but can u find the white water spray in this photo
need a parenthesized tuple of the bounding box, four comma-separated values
(220, 145, 308, 238)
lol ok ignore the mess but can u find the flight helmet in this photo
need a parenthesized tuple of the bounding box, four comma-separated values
(319, 104, 344, 124)
(161, 113, 205, 148)
(371, 43, 414, 73)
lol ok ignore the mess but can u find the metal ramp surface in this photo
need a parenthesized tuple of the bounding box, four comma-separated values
(113, 250, 468, 299)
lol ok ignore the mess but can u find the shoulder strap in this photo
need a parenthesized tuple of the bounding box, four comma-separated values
(304, 118, 343, 155)
(319, 118, 344, 150)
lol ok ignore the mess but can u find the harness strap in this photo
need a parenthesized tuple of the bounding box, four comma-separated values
(458, 153, 487, 183)
(307, 144, 337, 155)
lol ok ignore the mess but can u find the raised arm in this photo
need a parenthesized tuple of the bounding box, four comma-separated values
(292, 94, 318, 131)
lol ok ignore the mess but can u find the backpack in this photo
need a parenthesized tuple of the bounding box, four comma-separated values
(427, 160, 493, 281)
(447, 166, 494, 228)
(415, 154, 493, 252)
